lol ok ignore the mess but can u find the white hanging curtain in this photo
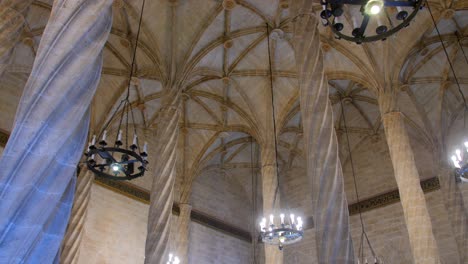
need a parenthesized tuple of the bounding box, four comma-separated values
(0, 0, 113, 262)
(291, 2, 355, 263)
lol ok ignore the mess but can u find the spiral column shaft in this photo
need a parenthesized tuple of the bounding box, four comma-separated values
(0, 0, 112, 262)
(145, 102, 180, 263)
(60, 168, 93, 264)
(290, 2, 355, 263)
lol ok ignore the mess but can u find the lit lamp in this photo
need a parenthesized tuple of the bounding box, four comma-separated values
(167, 253, 180, 264)
(451, 141, 468, 183)
(364, 0, 384, 15)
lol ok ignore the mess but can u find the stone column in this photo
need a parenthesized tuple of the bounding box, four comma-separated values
(145, 101, 180, 263)
(0, 0, 33, 77)
(260, 144, 283, 264)
(437, 165, 467, 263)
(175, 203, 191, 263)
(290, 2, 355, 263)
(379, 90, 440, 264)
(61, 167, 93, 264)
(0, 0, 112, 262)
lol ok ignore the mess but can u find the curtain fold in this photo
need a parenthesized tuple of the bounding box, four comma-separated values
(290, 2, 355, 263)
(0, 0, 112, 262)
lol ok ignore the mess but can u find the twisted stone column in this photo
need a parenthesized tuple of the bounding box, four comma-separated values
(61, 167, 93, 264)
(380, 91, 440, 264)
(437, 165, 467, 263)
(260, 144, 283, 264)
(175, 203, 191, 263)
(0, 0, 112, 262)
(0, 0, 33, 77)
(145, 102, 180, 263)
(290, 2, 355, 263)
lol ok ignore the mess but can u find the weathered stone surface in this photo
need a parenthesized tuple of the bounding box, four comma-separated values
(145, 103, 180, 263)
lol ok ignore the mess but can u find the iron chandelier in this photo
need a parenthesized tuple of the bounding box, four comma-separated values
(84, 0, 149, 181)
(320, 0, 423, 43)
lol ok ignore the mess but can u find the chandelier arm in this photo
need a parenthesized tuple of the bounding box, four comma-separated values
(126, 100, 131, 148)
(427, 1, 467, 111)
(128, 100, 141, 150)
(358, 231, 364, 262)
(266, 23, 282, 210)
(99, 99, 125, 140)
(250, 136, 258, 264)
(364, 231, 377, 258)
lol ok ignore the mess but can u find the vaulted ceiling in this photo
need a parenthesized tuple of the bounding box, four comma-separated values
(0, 0, 467, 216)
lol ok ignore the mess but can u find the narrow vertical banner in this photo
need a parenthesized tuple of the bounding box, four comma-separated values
(145, 102, 180, 263)
(290, 2, 355, 263)
(0, 0, 113, 262)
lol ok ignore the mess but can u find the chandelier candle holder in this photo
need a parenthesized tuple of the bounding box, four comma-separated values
(85, 128, 148, 180)
(451, 141, 468, 183)
(259, 214, 304, 250)
(167, 253, 180, 264)
(319, 0, 423, 43)
(84, 0, 149, 180)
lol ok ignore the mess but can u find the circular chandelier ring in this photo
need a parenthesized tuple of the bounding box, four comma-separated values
(323, 0, 423, 43)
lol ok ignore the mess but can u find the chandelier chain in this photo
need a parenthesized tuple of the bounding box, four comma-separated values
(266, 23, 282, 210)
(339, 95, 377, 259)
(126, 0, 147, 100)
(250, 136, 258, 264)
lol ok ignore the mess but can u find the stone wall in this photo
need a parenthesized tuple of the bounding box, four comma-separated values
(77, 184, 148, 264)
(188, 222, 252, 264)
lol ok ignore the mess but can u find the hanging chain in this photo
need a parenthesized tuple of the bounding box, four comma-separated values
(339, 95, 377, 261)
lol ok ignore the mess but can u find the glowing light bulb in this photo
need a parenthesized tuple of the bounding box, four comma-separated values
(452, 155, 461, 168)
(370, 5, 381, 14)
(269, 214, 274, 225)
(279, 236, 286, 243)
(174, 257, 180, 264)
(464, 141, 468, 150)
(364, 0, 384, 15)
(169, 254, 173, 261)
(290, 214, 295, 225)
(456, 149, 462, 161)
(112, 164, 120, 172)
(280, 213, 285, 224)
(297, 217, 303, 229)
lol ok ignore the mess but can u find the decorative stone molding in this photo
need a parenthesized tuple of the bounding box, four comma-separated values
(348, 177, 440, 215)
(120, 38, 130, 48)
(279, 0, 289, 9)
(442, 9, 455, 19)
(321, 42, 331, 53)
(113, 0, 124, 9)
(270, 28, 285, 40)
(22, 37, 34, 47)
(223, 38, 233, 49)
(222, 76, 230, 85)
(222, 0, 237, 10)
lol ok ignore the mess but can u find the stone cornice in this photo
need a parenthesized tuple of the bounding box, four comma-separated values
(348, 177, 440, 215)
